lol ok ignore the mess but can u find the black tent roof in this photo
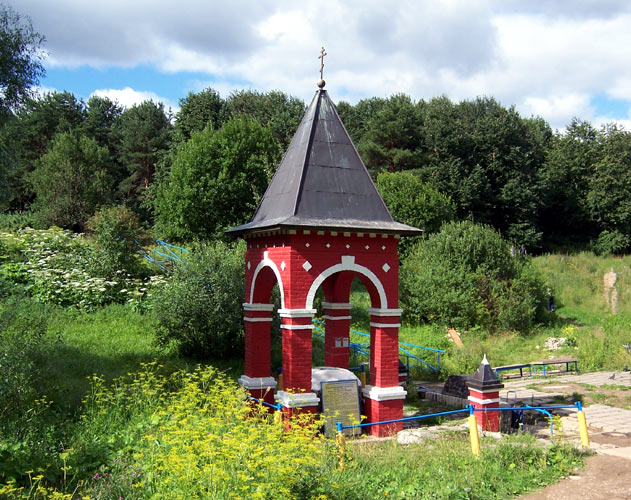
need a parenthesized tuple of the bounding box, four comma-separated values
(226, 89, 422, 236)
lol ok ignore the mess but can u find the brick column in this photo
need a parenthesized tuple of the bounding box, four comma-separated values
(322, 301, 352, 369)
(362, 307, 406, 437)
(238, 303, 277, 406)
(466, 355, 504, 432)
(276, 308, 320, 417)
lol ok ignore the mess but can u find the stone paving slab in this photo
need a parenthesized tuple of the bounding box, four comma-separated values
(501, 371, 631, 389)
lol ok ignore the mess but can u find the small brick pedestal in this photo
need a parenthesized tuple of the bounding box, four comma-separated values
(466, 355, 504, 432)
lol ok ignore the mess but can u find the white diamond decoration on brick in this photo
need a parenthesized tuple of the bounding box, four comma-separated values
(281, 261, 286, 271)
(303, 261, 312, 272)
(247, 261, 251, 270)
(381, 245, 386, 250)
(326, 243, 331, 248)
(365, 245, 370, 250)
(345, 244, 350, 249)
(305, 242, 310, 247)
(382, 263, 391, 273)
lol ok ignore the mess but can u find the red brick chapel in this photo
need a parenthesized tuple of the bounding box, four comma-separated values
(227, 78, 421, 436)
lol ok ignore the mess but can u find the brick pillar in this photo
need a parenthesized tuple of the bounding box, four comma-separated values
(466, 355, 504, 432)
(361, 307, 406, 437)
(276, 308, 320, 416)
(238, 303, 277, 406)
(322, 301, 352, 369)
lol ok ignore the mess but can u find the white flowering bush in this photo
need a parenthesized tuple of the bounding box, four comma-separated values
(0, 228, 166, 310)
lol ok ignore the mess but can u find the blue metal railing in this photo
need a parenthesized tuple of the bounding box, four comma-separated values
(247, 394, 282, 411)
(313, 320, 445, 372)
(135, 239, 188, 271)
(335, 402, 580, 438)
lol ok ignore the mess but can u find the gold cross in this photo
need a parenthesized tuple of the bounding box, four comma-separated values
(318, 46, 327, 79)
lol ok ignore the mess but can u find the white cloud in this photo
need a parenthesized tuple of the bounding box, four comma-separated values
(91, 87, 178, 112)
(14, 0, 631, 130)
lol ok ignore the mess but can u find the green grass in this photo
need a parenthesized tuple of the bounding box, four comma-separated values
(332, 433, 585, 500)
(37, 303, 175, 410)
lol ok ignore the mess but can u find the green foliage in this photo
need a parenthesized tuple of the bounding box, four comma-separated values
(0, 228, 163, 310)
(587, 125, 631, 241)
(116, 100, 172, 221)
(376, 170, 456, 256)
(3, 91, 86, 212)
(86, 205, 145, 279)
(28, 132, 111, 230)
(592, 229, 631, 256)
(0, 212, 40, 231)
(0, 296, 49, 425)
(401, 221, 549, 332)
(173, 87, 225, 143)
(155, 117, 280, 241)
(152, 240, 245, 358)
(358, 93, 424, 172)
(225, 89, 305, 148)
(539, 120, 600, 247)
(0, 4, 45, 118)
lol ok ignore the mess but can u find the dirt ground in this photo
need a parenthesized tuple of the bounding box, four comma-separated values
(516, 454, 631, 500)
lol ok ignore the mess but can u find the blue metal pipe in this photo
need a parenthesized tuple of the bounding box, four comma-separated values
(337, 408, 469, 430)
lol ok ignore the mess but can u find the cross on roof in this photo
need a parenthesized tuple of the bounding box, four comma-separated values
(318, 46, 327, 79)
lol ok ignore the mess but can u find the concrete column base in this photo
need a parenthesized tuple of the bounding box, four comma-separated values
(238, 375, 277, 407)
(362, 385, 407, 437)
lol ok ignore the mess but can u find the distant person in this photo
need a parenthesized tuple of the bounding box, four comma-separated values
(520, 244, 527, 255)
(547, 288, 554, 312)
(510, 244, 516, 257)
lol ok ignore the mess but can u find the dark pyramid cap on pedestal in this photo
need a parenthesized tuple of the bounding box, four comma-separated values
(226, 89, 422, 237)
(466, 354, 504, 391)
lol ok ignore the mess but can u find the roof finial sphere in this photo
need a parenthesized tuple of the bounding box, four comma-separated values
(317, 79, 326, 88)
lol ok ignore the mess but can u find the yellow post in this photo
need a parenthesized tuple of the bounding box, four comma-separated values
(360, 370, 366, 389)
(278, 373, 283, 392)
(468, 414, 481, 456)
(274, 409, 282, 426)
(577, 410, 590, 448)
(335, 425, 346, 469)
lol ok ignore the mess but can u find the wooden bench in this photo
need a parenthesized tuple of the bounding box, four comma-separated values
(494, 363, 532, 379)
(531, 358, 578, 376)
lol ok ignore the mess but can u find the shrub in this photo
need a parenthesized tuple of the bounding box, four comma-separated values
(592, 229, 631, 256)
(74, 365, 331, 500)
(152, 240, 245, 358)
(400, 221, 549, 332)
(86, 205, 146, 279)
(376, 171, 456, 257)
(0, 228, 163, 310)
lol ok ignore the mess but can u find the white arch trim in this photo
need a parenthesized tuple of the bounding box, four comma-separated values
(248, 251, 285, 309)
(305, 255, 387, 310)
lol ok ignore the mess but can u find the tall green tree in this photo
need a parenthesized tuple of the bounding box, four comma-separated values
(173, 88, 225, 143)
(587, 125, 631, 254)
(28, 132, 110, 229)
(376, 171, 455, 257)
(155, 117, 280, 241)
(82, 95, 124, 194)
(539, 119, 601, 248)
(225, 90, 304, 148)
(358, 94, 425, 173)
(0, 4, 45, 121)
(115, 100, 171, 220)
(419, 96, 552, 248)
(3, 91, 86, 211)
(336, 96, 387, 145)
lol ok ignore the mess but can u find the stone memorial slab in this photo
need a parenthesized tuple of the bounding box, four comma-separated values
(320, 380, 361, 437)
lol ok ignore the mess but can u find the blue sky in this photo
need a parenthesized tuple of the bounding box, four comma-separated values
(14, 0, 631, 131)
